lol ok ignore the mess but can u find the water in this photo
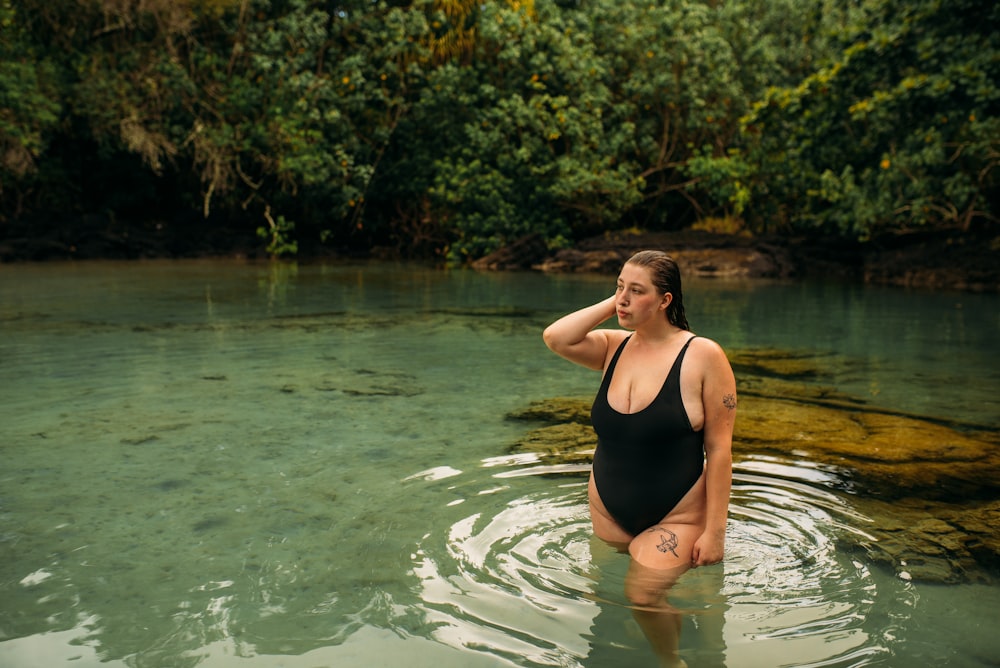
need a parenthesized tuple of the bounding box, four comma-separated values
(1, 260, 998, 668)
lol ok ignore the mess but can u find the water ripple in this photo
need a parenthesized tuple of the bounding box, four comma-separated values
(413, 485, 598, 667)
(410, 456, 914, 667)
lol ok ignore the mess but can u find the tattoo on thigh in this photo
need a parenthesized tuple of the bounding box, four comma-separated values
(655, 528, 680, 557)
(723, 393, 737, 410)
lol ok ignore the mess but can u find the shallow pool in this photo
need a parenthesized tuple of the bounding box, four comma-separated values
(1, 260, 997, 667)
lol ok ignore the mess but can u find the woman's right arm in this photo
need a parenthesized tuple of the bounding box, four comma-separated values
(542, 295, 618, 370)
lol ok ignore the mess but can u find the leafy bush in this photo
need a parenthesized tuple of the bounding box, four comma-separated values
(0, 0, 995, 257)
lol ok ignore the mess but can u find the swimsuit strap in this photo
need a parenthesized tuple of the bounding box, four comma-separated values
(675, 335, 698, 366)
(666, 335, 699, 383)
(599, 335, 632, 393)
(607, 335, 631, 372)
(601, 333, 698, 391)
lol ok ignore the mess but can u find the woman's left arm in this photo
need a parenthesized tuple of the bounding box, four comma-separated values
(692, 339, 736, 567)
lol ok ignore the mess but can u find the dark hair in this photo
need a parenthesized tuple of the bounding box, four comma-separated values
(625, 250, 690, 330)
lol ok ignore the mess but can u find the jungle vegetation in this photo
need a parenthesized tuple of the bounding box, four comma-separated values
(1, 0, 997, 260)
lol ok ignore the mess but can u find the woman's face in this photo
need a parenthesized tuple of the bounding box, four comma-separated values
(615, 263, 671, 329)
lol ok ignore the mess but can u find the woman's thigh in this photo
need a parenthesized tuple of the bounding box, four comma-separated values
(625, 523, 702, 608)
(629, 522, 703, 570)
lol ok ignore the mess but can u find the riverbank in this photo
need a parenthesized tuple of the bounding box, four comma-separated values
(2, 216, 996, 292)
(473, 228, 1000, 292)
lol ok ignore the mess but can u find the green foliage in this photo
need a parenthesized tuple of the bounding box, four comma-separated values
(0, 0, 995, 256)
(257, 209, 298, 257)
(426, 0, 779, 259)
(0, 0, 64, 216)
(735, 0, 999, 238)
(428, 2, 643, 260)
(585, 0, 760, 225)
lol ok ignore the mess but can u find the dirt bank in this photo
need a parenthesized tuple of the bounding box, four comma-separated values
(2, 215, 997, 292)
(473, 229, 999, 292)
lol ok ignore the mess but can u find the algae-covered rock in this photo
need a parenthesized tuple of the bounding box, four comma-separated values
(508, 347, 1000, 583)
(729, 348, 835, 381)
(507, 391, 1000, 501)
(513, 423, 596, 466)
(507, 397, 592, 425)
(845, 497, 1000, 583)
(938, 500, 1000, 573)
(507, 397, 595, 467)
(736, 395, 1000, 500)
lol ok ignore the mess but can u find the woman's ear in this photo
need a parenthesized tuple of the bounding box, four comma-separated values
(660, 292, 673, 310)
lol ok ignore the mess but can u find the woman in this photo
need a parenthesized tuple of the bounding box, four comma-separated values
(542, 250, 736, 667)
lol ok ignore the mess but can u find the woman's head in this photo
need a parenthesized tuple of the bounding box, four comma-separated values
(624, 250, 690, 330)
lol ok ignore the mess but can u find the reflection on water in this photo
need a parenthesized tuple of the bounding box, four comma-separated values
(408, 454, 912, 667)
(723, 461, 893, 667)
(1, 260, 998, 668)
(413, 482, 597, 666)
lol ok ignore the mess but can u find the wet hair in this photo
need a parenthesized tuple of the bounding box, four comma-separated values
(624, 250, 690, 330)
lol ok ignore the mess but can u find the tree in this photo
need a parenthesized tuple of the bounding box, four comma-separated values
(2, 0, 994, 258)
(734, 0, 999, 238)
(422, 0, 781, 260)
(427, 1, 644, 260)
(0, 1, 68, 219)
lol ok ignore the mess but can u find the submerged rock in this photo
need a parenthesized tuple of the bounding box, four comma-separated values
(736, 395, 1000, 500)
(845, 497, 1000, 584)
(513, 423, 596, 467)
(509, 395, 1000, 499)
(314, 368, 423, 397)
(507, 348, 1000, 583)
(508, 396, 592, 425)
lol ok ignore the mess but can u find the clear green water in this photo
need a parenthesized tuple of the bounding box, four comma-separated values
(1, 260, 998, 668)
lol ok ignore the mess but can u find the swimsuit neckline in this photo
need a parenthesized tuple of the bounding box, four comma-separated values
(603, 334, 697, 417)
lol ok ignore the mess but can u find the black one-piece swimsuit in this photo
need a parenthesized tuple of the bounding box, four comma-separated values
(590, 335, 705, 536)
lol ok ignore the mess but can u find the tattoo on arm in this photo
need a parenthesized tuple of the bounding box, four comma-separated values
(723, 393, 737, 410)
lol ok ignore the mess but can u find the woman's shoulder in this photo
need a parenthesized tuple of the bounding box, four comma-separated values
(686, 335, 736, 385)
(687, 334, 731, 363)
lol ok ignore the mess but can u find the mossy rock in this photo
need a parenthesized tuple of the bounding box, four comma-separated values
(507, 397, 595, 467)
(508, 392, 1000, 501)
(737, 394, 1000, 500)
(729, 348, 836, 381)
(942, 500, 1000, 573)
(507, 367, 1000, 583)
(513, 423, 596, 466)
(844, 497, 1000, 583)
(507, 397, 592, 425)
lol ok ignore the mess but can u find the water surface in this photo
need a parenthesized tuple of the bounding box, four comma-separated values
(1, 260, 998, 667)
